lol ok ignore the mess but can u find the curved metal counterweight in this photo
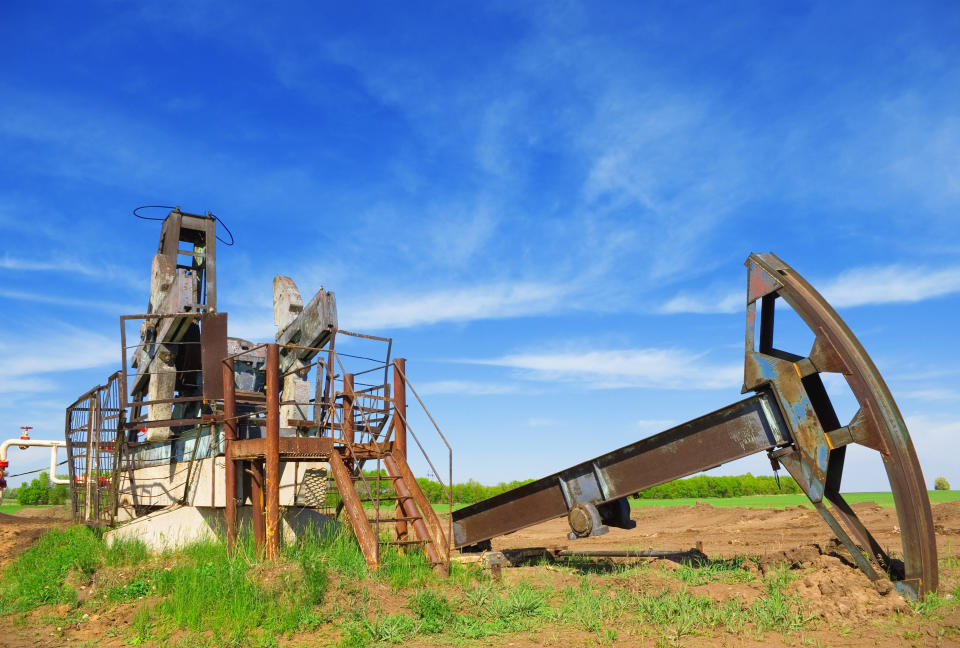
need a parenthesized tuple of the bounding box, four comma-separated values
(451, 252, 937, 599)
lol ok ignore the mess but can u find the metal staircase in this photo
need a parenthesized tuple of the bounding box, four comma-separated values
(222, 337, 452, 575)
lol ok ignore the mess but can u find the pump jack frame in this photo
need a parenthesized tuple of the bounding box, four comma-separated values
(452, 253, 937, 599)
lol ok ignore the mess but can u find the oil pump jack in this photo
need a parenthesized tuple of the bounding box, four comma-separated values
(452, 254, 937, 600)
(57, 208, 937, 598)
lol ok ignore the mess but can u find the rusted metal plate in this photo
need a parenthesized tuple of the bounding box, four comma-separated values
(228, 436, 333, 461)
(452, 393, 789, 548)
(201, 312, 228, 400)
(452, 479, 569, 548)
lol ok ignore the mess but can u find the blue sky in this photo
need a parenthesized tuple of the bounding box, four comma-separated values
(1, 1, 958, 492)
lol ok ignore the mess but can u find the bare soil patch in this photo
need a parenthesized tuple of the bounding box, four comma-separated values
(0, 511, 68, 571)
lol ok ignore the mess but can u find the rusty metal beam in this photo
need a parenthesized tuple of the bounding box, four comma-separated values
(393, 358, 408, 542)
(228, 436, 334, 462)
(388, 461, 440, 567)
(343, 373, 354, 446)
(452, 392, 789, 548)
(249, 459, 265, 554)
(222, 358, 237, 553)
(385, 452, 449, 574)
(265, 343, 280, 560)
(328, 448, 380, 570)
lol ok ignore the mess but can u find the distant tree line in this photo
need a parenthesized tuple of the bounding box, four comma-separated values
(631, 473, 801, 499)
(360, 470, 800, 504)
(415, 478, 536, 505)
(11, 472, 71, 506)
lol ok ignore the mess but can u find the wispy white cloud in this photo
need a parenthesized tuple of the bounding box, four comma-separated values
(0, 253, 145, 291)
(416, 380, 521, 396)
(526, 417, 558, 427)
(660, 264, 960, 314)
(0, 328, 118, 378)
(342, 281, 571, 330)
(469, 347, 741, 390)
(902, 388, 960, 402)
(0, 289, 138, 313)
(903, 414, 960, 486)
(659, 291, 742, 314)
(424, 205, 499, 268)
(906, 414, 960, 442)
(226, 279, 572, 339)
(819, 265, 960, 308)
(0, 255, 101, 276)
(0, 375, 58, 395)
(223, 311, 276, 343)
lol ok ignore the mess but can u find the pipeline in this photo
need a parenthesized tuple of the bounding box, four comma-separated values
(0, 438, 70, 487)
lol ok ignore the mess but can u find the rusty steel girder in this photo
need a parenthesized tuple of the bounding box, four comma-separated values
(452, 253, 937, 599)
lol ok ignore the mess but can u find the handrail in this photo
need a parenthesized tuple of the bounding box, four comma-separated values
(393, 364, 453, 551)
(219, 342, 450, 558)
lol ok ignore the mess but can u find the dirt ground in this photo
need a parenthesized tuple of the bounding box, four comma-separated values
(486, 500, 960, 644)
(0, 509, 69, 571)
(1, 502, 958, 647)
(493, 499, 960, 562)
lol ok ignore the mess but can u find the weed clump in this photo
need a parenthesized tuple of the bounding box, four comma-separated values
(409, 590, 454, 633)
(0, 525, 102, 611)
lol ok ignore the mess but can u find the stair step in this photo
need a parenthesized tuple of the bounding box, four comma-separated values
(357, 494, 412, 502)
(366, 516, 421, 523)
(383, 539, 427, 546)
(326, 422, 387, 432)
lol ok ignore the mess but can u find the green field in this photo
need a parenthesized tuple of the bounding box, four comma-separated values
(4, 494, 958, 517)
(0, 504, 64, 515)
(627, 490, 960, 509)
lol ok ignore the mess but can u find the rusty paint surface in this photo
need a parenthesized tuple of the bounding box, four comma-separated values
(452, 393, 788, 548)
(200, 313, 228, 400)
(228, 436, 334, 461)
(744, 253, 937, 598)
(264, 344, 281, 560)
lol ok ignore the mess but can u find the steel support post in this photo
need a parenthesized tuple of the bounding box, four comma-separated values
(392, 358, 408, 541)
(388, 456, 440, 566)
(328, 446, 380, 569)
(250, 459, 265, 553)
(222, 358, 237, 552)
(265, 343, 281, 560)
(84, 396, 95, 522)
(343, 373, 354, 445)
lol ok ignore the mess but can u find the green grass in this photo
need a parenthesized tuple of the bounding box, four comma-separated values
(668, 557, 754, 586)
(0, 503, 65, 515)
(628, 490, 960, 509)
(1, 519, 954, 648)
(429, 490, 960, 512)
(0, 526, 102, 611)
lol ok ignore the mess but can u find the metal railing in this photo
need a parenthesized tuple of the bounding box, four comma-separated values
(219, 331, 453, 562)
(64, 371, 124, 525)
